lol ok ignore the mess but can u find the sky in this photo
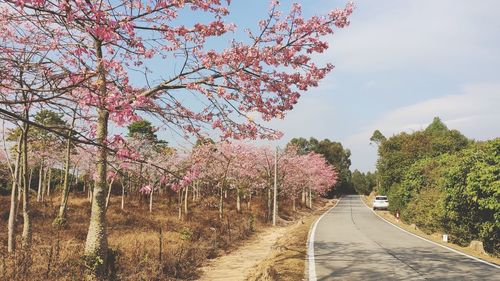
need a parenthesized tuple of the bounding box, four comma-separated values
(155, 0, 500, 172)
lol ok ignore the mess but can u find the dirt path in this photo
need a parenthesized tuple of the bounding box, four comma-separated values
(198, 226, 289, 281)
(198, 200, 335, 281)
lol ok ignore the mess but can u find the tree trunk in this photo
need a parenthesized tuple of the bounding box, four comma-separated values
(84, 40, 109, 280)
(308, 187, 312, 209)
(7, 135, 22, 253)
(15, 171, 22, 219)
(184, 185, 189, 217)
(301, 187, 306, 206)
(21, 114, 32, 250)
(88, 186, 93, 203)
(84, 106, 109, 279)
(273, 147, 277, 227)
(28, 167, 34, 193)
(247, 192, 252, 210)
(305, 187, 309, 208)
(139, 163, 143, 190)
(293, 197, 296, 212)
(267, 187, 271, 222)
(74, 169, 79, 190)
(197, 182, 201, 201)
(46, 168, 52, 197)
(236, 187, 241, 213)
(54, 113, 76, 226)
(121, 181, 125, 210)
(105, 178, 115, 212)
(219, 186, 224, 219)
(149, 186, 154, 213)
(191, 182, 195, 202)
(17, 157, 23, 205)
(41, 166, 48, 202)
(37, 161, 44, 202)
(178, 189, 182, 220)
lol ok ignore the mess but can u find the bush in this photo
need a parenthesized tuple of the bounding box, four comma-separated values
(442, 139, 500, 254)
(403, 187, 445, 234)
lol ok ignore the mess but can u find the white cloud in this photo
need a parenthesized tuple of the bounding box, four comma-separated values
(326, 0, 500, 73)
(251, 94, 342, 148)
(345, 83, 500, 171)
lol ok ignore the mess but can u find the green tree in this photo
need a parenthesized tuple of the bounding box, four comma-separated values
(370, 129, 386, 146)
(6, 109, 67, 150)
(195, 137, 215, 147)
(441, 139, 500, 254)
(127, 119, 158, 141)
(127, 119, 168, 151)
(373, 117, 499, 256)
(351, 170, 371, 195)
(365, 171, 377, 192)
(375, 117, 469, 195)
(287, 137, 353, 194)
(288, 137, 314, 155)
(6, 110, 69, 203)
(424, 117, 448, 133)
(392, 155, 449, 232)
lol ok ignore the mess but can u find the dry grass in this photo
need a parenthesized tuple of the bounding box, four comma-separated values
(0, 192, 317, 280)
(361, 195, 500, 265)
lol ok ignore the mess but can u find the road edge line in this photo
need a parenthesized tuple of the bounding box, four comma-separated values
(306, 197, 342, 281)
(360, 196, 500, 269)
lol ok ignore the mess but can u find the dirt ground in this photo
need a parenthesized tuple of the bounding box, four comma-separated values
(198, 226, 289, 281)
(0, 192, 295, 280)
(198, 199, 336, 281)
(0, 190, 333, 280)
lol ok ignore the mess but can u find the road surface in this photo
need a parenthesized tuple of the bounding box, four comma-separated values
(310, 195, 500, 280)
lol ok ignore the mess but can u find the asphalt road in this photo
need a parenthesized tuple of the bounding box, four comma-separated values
(311, 195, 500, 281)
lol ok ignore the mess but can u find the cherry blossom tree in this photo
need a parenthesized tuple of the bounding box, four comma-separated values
(0, 0, 352, 278)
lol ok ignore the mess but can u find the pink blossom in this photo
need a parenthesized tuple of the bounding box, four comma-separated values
(139, 185, 152, 194)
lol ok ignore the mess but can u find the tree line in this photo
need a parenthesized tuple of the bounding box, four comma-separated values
(371, 117, 499, 256)
(1, 113, 339, 278)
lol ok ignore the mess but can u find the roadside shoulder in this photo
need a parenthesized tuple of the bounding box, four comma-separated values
(361, 195, 500, 267)
(245, 199, 337, 281)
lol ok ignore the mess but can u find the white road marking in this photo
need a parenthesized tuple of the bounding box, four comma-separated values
(360, 196, 500, 270)
(307, 197, 342, 281)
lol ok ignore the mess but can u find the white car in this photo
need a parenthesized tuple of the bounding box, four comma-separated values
(373, 196, 389, 210)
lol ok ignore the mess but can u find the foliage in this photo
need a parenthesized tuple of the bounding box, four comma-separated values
(6, 110, 68, 156)
(373, 117, 499, 256)
(441, 139, 500, 254)
(0, 155, 9, 194)
(351, 169, 375, 195)
(376, 117, 469, 195)
(127, 120, 159, 142)
(287, 137, 352, 194)
(370, 129, 386, 146)
(425, 117, 449, 133)
(403, 187, 445, 234)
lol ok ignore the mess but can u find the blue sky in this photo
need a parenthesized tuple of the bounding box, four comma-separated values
(151, 0, 500, 172)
